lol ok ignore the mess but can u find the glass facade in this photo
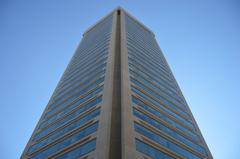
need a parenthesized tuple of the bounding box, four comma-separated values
(23, 14, 113, 158)
(125, 15, 210, 159)
(22, 8, 212, 159)
(136, 139, 174, 159)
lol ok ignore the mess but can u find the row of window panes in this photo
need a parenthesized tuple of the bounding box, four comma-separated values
(54, 61, 107, 99)
(128, 55, 175, 92)
(39, 86, 103, 129)
(63, 47, 108, 79)
(125, 15, 155, 45)
(132, 96, 199, 142)
(127, 36, 169, 73)
(72, 32, 110, 61)
(53, 69, 106, 104)
(136, 139, 174, 159)
(80, 18, 112, 45)
(82, 15, 112, 40)
(128, 52, 174, 87)
(134, 123, 203, 159)
(125, 16, 183, 100)
(127, 45, 171, 80)
(66, 35, 109, 67)
(126, 26, 153, 48)
(77, 33, 110, 53)
(133, 110, 206, 155)
(77, 33, 109, 55)
(29, 109, 100, 154)
(127, 39, 167, 72)
(126, 29, 167, 67)
(133, 109, 202, 154)
(127, 33, 165, 64)
(131, 77, 190, 119)
(30, 122, 98, 159)
(59, 56, 107, 91)
(28, 15, 113, 158)
(58, 19, 111, 83)
(130, 73, 187, 113)
(128, 39, 168, 78)
(84, 19, 112, 40)
(127, 17, 175, 82)
(73, 16, 112, 55)
(58, 37, 109, 90)
(129, 62, 179, 98)
(32, 96, 102, 141)
(57, 139, 96, 159)
(48, 67, 105, 109)
(129, 68, 185, 105)
(62, 30, 109, 71)
(125, 20, 167, 66)
(125, 20, 157, 51)
(61, 47, 108, 84)
(129, 65, 185, 109)
(76, 15, 112, 49)
(56, 54, 107, 92)
(129, 58, 177, 93)
(61, 40, 109, 78)
(44, 77, 104, 118)
(131, 86, 195, 130)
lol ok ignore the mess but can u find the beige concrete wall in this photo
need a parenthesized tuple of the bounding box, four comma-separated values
(93, 11, 117, 159)
(120, 9, 138, 159)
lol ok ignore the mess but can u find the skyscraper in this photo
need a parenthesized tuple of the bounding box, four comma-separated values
(21, 7, 212, 159)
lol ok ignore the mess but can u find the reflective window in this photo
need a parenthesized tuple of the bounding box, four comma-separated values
(57, 139, 96, 159)
(47, 68, 105, 110)
(33, 97, 102, 141)
(135, 123, 202, 159)
(136, 139, 174, 159)
(133, 109, 206, 155)
(130, 68, 185, 105)
(27, 14, 113, 157)
(129, 62, 178, 95)
(132, 96, 200, 142)
(28, 110, 100, 153)
(39, 87, 103, 129)
(131, 86, 195, 130)
(31, 122, 98, 159)
(44, 78, 104, 118)
(131, 77, 190, 118)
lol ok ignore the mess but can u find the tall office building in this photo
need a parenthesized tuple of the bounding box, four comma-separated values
(21, 7, 212, 159)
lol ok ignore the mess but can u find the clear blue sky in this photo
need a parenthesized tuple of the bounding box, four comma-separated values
(1, 0, 240, 158)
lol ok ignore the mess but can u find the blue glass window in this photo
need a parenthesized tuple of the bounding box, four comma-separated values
(54, 68, 105, 100)
(33, 96, 102, 141)
(39, 87, 103, 129)
(135, 123, 202, 159)
(136, 139, 174, 159)
(44, 78, 104, 118)
(132, 96, 200, 142)
(131, 77, 190, 119)
(131, 86, 195, 130)
(130, 68, 185, 106)
(133, 109, 206, 155)
(129, 62, 178, 95)
(30, 122, 98, 159)
(57, 139, 96, 159)
(28, 110, 100, 153)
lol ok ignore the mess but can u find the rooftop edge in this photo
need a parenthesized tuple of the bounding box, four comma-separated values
(83, 6, 155, 37)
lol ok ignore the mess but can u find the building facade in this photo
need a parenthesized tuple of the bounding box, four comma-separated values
(21, 7, 212, 159)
